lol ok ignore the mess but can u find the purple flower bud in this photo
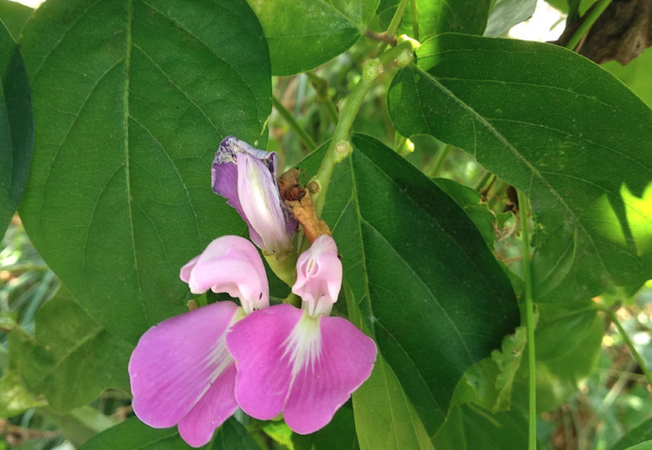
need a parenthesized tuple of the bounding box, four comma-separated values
(292, 235, 342, 317)
(212, 137, 296, 255)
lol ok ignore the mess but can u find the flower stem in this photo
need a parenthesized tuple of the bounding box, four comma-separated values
(272, 95, 317, 151)
(605, 308, 652, 388)
(410, 0, 419, 41)
(424, 144, 452, 177)
(376, 0, 410, 54)
(518, 188, 537, 450)
(312, 40, 417, 214)
(474, 171, 493, 192)
(565, 0, 612, 51)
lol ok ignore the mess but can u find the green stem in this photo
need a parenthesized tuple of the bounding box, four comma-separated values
(312, 41, 417, 214)
(474, 171, 493, 192)
(518, 189, 537, 450)
(283, 292, 301, 308)
(424, 144, 452, 177)
(272, 95, 317, 151)
(410, 0, 419, 41)
(606, 309, 652, 387)
(376, 0, 410, 53)
(306, 72, 339, 124)
(565, 0, 613, 51)
(394, 132, 408, 154)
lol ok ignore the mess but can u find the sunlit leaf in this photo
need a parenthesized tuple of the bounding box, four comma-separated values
(388, 33, 652, 303)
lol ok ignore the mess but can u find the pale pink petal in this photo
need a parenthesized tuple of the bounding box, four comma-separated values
(292, 235, 342, 316)
(212, 136, 296, 254)
(180, 235, 268, 313)
(227, 305, 377, 434)
(177, 365, 238, 448)
(129, 301, 239, 429)
(226, 304, 303, 420)
(284, 315, 377, 434)
(237, 152, 295, 255)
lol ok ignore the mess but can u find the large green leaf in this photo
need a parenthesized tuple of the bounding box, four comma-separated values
(0, 18, 33, 239)
(603, 49, 652, 110)
(299, 134, 519, 436)
(18, 0, 271, 344)
(8, 286, 132, 413)
(78, 417, 259, 450)
(612, 418, 652, 450)
(0, 0, 33, 38)
(248, 0, 379, 76)
(388, 33, 652, 303)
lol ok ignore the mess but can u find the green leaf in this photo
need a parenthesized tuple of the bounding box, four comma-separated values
(0, 369, 47, 418)
(612, 417, 652, 450)
(452, 325, 527, 412)
(0, 18, 33, 239)
(0, 0, 33, 38)
(299, 134, 519, 436)
(620, 443, 652, 450)
(248, 0, 379, 76)
(293, 407, 359, 450)
(79, 417, 259, 450)
(8, 286, 133, 413)
(432, 177, 502, 247)
(388, 33, 652, 303)
(603, 49, 652, 110)
(353, 356, 435, 450)
(432, 402, 529, 450)
(484, 0, 536, 37)
(398, 0, 491, 41)
(18, 0, 271, 344)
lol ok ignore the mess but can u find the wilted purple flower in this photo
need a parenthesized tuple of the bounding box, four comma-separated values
(227, 235, 377, 434)
(129, 236, 268, 447)
(212, 136, 296, 256)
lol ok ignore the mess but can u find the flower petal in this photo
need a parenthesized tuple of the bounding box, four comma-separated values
(211, 136, 296, 255)
(283, 314, 376, 434)
(178, 364, 238, 448)
(292, 235, 342, 316)
(227, 304, 303, 420)
(180, 235, 268, 312)
(129, 301, 239, 429)
(227, 305, 377, 434)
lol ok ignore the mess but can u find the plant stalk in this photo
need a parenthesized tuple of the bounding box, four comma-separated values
(606, 308, 652, 388)
(312, 41, 417, 214)
(272, 95, 317, 151)
(306, 72, 339, 124)
(376, 0, 411, 54)
(565, 0, 613, 51)
(518, 189, 537, 450)
(424, 144, 452, 177)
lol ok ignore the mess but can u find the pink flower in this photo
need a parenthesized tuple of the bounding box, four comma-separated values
(129, 236, 267, 447)
(227, 236, 377, 434)
(212, 136, 296, 256)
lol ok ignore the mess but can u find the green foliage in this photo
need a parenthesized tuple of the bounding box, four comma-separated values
(299, 134, 519, 435)
(388, 33, 652, 304)
(0, 18, 32, 239)
(604, 49, 652, 110)
(6, 286, 132, 414)
(78, 417, 258, 450)
(248, 0, 379, 76)
(18, 0, 270, 344)
(0, 0, 33, 38)
(485, 0, 536, 37)
(613, 418, 652, 450)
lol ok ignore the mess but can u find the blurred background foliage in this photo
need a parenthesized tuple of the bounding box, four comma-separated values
(1, 0, 652, 449)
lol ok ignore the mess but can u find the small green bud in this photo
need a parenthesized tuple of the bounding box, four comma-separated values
(362, 59, 383, 83)
(334, 140, 353, 163)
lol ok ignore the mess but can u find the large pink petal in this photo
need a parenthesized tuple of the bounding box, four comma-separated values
(283, 315, 377, 434)
(226, 304, 303, 420)
(178, 364, 238, 448)
(129, 301, 239, 429)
